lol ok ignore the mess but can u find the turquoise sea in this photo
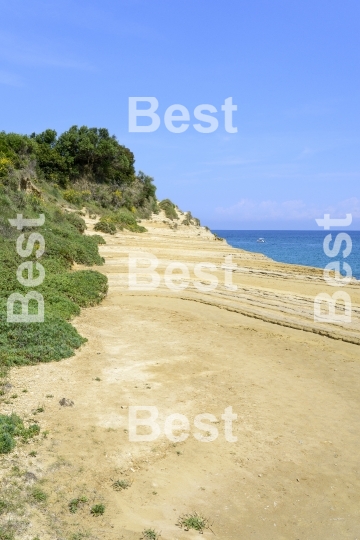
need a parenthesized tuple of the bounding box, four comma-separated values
(212, 230, 360, 280)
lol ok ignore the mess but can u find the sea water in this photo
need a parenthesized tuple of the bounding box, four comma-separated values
(213, 230, 360, 280)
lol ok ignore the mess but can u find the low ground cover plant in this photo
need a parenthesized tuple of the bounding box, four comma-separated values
(141, 529, 161, 540)
(176, 511, 213, 533)
(111, 478, 132, 491)
(0, 414, 40, 454)
(0, 182, 108, 370)
(90, 504, 105, 516)
(31, 486, 47, 503)
(68, 496, 88, 514)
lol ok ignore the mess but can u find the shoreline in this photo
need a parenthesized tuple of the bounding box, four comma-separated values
(88, 212, 359, 345)
(213, 229, 360, 281)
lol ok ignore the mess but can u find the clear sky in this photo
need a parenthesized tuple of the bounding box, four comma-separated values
(1, 0, 359, 229)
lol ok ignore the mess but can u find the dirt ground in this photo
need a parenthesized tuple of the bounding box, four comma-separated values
(3, 215, 360, 539)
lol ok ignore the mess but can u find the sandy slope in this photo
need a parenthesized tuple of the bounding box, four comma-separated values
(4, 212, 360, 539)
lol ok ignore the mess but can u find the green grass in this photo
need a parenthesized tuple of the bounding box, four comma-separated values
(70, 533, 89, 540)
(31, 486, 47, 503)
(141, 529, 161, 540)
(0, 414, 40, 454)
(0, 525, 15, 540)
(176, 511, 213, 533)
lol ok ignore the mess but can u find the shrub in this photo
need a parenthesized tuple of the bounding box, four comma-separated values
(90, 504, 105, 516)
(182, 211, 200, 226)
(0, 156, 13, 178)
(63, 189, 83, 205)
(158, 199, 178, 220)
(94, 219, 116, 235)
(65, 212, 86, 233)
(0, 199, 106, 368)
(112, 208, 147, 232)
(91, 234, 106, 245)
(0, 315, 87, 366)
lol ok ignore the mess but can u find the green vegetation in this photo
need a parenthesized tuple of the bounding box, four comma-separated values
(31, 486, 47, 503)
(176, 511, 213, 533)
(158, 198, 178, 220)
(94, 207, 147, 235)
(68, 496, 88, 514)
(0, 184, 108, 370)
(94, 219, 117, 235)
(141, 529, 161, 540)
(0, 414, 40, 454)
(70, 533, 89, 540)
(111, 478, 132, 491)
(182, 210, 200, 226)
(0, 128, 161, 377)
(90, 503, 105, 516)
(1, 125, 158, 219)
(0, 525, 15, 540)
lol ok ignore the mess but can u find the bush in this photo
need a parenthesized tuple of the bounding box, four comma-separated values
(45, 271, 108, 308)
(0, 315, 87, 366)
(94, 220, 116, 235)
(112, 208, 147, 232)
(91, 234, 106, 245)
(158, 199, 178, 220)
(182, 211, 200, 226)
(94, 210, 147, 234)
(65, 212, 86, 233)
(90, 504, 105, 516)
(0, 190, 108, 371)
(62, 189, 83, 205)
(0, 157, 13, 179)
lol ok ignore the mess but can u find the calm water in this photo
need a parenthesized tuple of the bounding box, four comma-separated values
(212, 230, 360, 280)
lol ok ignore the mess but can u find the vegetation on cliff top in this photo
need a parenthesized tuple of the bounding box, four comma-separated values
(0, 125, 201, 376)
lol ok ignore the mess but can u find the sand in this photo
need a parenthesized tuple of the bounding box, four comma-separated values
(3, 211, 360, 539)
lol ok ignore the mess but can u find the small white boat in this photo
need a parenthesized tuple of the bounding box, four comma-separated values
(257, 238, 265, 243)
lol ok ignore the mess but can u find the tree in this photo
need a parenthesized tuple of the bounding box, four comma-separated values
(0, 131, 36, 169)
(55, 126, 135, 184)
(137, 171, 157, 206)
(31, 130, 68, 186)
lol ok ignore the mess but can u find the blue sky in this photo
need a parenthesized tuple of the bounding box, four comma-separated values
(1, 0, 359, 229)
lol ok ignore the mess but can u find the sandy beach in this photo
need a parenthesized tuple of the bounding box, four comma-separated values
(4, 213, 360, 539)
